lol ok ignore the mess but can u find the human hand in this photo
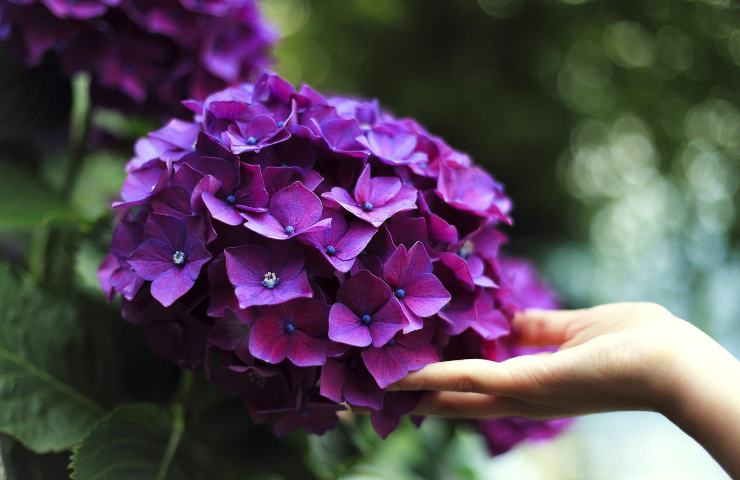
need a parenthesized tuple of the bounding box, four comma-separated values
(392, 302, 740, 476)
(392, 302, 738, 419)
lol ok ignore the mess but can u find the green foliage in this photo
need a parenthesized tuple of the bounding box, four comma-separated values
(0, 162, 76, 231)
(70, 403, 233, 480)
(0, 265, 104, 453)
(306, 421, 369, 479)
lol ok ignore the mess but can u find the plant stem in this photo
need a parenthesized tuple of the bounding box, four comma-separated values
(61, 73, 91, 201)
(34, 74, 90, 288)
(172, 370, 194, 409)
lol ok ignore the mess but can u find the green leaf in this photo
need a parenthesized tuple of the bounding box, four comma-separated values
(306, 421, 369, 480)
(69, 151, 127, 221)
(70, 403, 241, 480)
(0, 265, 105, 453)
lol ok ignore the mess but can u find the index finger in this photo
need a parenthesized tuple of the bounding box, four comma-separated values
(389, 359, 511, 394)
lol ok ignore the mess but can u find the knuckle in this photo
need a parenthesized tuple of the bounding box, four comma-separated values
(453, 373, 479, 393)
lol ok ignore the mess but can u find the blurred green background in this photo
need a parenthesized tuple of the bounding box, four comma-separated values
(0, 0, 738, 478)
(263, 1, 740, 477)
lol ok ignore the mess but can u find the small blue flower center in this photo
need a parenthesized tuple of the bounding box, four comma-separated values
(246, 136, 257, 146)
(395, 288, 406, 299)
(284, 225, 295, 235)
(261, 272, 280, 289)
(325, 245, 336, 256)
(277, 120, 285, 128)
(361, 313, 372, 325)
(362, 201, 374, 211)
(284, 322, 296, 334)
(226, 194, 237, 205)
(172, 250, 186, 266)
(458, 240, 474, 260)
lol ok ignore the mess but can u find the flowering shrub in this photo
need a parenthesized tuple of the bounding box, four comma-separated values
(0, 0, 275, 113)
(100, 71, 563, 439)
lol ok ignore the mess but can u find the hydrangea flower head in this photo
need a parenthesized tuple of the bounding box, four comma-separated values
(0, 0, 276, 114)
(101, 72, 567, 447)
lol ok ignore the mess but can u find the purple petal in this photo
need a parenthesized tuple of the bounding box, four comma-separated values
(150, 267, 196, 307)
(224, 244, 270, 285)
(370, 392, 422, 439)
(319, 359, 347, 404)
(128, 239, 175, 280)
(328, 302, 372, 347)
(268, 182, 324, 233)
(202, 191, 244, 225)
(235, 163, 269, 210)
(144, 214, 187, 251)
(336, 270, 392, 316)
(207, 315, 250, 360)
(335, 221, 377, 262)
(233, 273, 312, 309)
(344, 367, 384, 410)
(263, 166, 323, 195)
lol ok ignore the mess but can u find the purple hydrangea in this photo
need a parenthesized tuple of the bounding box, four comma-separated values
(100, 72, 566, 446)
(0, 0, 276, 114)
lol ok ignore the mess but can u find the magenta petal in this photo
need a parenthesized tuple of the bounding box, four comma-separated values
(438, 252, 476, 291)
(319, 359, 347, 403)
(399, 302, 424, 333)
(365, 177, 402, 207)
(361, 345, 406, 389)
(249, 315, 289, 364)
(406, 242, 433, 277)
(383, 244, 409, 287)
(367, 297, 406, 347)
(286, 331, 328, 366)
(328, 303, 372, 347)
(336, 222, 377, 261)
(403, 273, 451, 317)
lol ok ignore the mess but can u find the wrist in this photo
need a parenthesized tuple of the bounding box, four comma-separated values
(656, 322, 739, 424)
(646, 319, 725, 418)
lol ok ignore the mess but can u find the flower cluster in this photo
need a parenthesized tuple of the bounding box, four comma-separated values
(0, 0, 275, 113)
(100, 71, 559, 440)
